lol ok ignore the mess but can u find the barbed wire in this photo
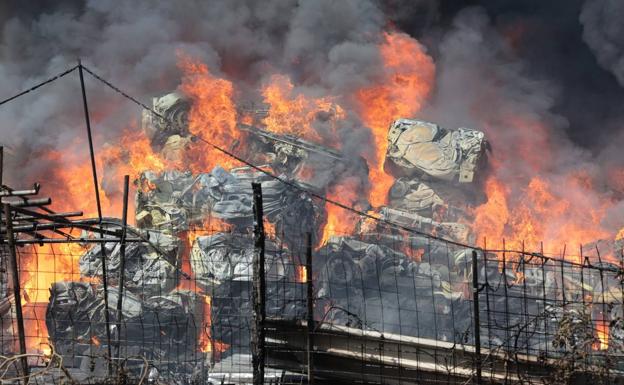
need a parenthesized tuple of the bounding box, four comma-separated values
(0, 61, 619, 271)
(80, 64, 624, 272)
(78, 64, 477, 249)
(0, 65, 79, 107)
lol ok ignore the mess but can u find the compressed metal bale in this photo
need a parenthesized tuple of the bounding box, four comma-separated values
(386, 118, 487, 184)
(46, 282, 202, 364)
(78, 229, 180, 297)
(190, 232, 294, 292)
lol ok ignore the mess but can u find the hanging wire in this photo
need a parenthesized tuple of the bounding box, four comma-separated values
(0, 65, 79, 107)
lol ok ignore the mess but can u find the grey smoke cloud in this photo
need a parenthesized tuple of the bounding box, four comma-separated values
(421, 7, 624, 242)
(0, 0, 387, 188)
(2, 0, 624, 239)
(581, 0, 624, 87)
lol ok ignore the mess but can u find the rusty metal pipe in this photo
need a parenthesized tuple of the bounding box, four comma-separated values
(14, 210, 83, 220)
(1, 197, 51, 207)
(2, 204, 29, 377)
(6, 237, 143, 245)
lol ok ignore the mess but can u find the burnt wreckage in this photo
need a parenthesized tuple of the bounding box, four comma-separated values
(44, 92, 624, 382)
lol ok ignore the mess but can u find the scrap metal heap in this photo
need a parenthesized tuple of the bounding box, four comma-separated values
(37, 94, 624, 383)
(46, 282, 202, 365)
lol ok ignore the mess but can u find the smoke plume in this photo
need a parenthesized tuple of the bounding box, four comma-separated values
(1, 0, 624, 246)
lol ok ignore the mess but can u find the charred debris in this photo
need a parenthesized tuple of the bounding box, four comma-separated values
(1, 90, 624, 385)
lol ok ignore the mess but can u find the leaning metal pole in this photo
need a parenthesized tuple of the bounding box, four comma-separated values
(3, 204, 29, 377)
(78, 61, 113, 371)
(251, 182, 266, 385)
(472, 249, 482, 385)
(115, 175, 129, 362)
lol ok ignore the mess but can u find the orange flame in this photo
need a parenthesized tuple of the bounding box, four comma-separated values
(198, 295, 212, 353)
(179, 55, 240, 173)
(595, 322, 609, 351)
(296, 265, 308, 283)
(261, 74, 345, 144)
(474, 174, 611, 258)
(356, 31, 435, 207)
(320, 177, 362, 245)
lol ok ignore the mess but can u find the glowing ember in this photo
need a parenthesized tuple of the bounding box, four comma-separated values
(356, 31, 435, 207)
(186, 219, 232, 247)
(264, 220, 277, 239)
(595, 322, 609, 351)
(296, 265, 307, 283)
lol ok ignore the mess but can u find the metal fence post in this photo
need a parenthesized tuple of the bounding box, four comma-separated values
(251, 182, 266, 385)
(115, 175, 129, 362)
(472, 249, 482, 385)
(306, 232, 315, 384)
(3, 204, 29, 377)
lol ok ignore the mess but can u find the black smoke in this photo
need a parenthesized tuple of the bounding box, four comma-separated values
(1, 0, 624, 234)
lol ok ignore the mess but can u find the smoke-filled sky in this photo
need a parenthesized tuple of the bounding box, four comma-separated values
(1, 0, 624, 246)
(2, 0, 623, 147)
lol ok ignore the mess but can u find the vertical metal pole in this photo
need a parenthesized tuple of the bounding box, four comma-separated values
(0, 146, 3, 187)
(78, 61, 112, 370)
(115, 175, 129, 362)
(251, 183, 265, 385)
(472, 249, 482, 385)
(3, 204, 29, 376)
(305, 233, 315, 385)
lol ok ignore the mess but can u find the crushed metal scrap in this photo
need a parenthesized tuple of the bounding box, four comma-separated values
(36, 92, 624, 384)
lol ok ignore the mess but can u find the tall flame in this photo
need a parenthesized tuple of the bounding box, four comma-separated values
(356, 31, 435, 207)
(179, 55, 240, 173)
(261, 74, 345, 145)
(474, 174, 611, 257)
(320, 176, 361, 246)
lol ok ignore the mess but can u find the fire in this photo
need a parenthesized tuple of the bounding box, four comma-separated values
(100, 127, 171, 181)
(186, 219, 232, 247)
(474, 173, 612, 258)
(296, 265, 307, 283)
(198, 295, 212, 352)
(595, 321, 609, 351)
(196, 295, 230, 355)
(179, 55, 240, 173)
(22, 243, 89, 304)
(471, 111, 616, 259)
(403, 247, 425, 262)
(41, 149, 114, 218)
(356, 31, 435, 207)
(261, 74, 345, 145)
(20, 242, 94, 352)
(41, 345, 52, 357)
(20, 126, 173, 352)
(320, 176, 362, 246)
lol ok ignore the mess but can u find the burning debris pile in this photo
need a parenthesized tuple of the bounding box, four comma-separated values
(38, 88, 624, 383)
(47, 281, 203, 365)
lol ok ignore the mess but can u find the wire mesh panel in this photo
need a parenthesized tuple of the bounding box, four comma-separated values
(477, 250, 623, 384)
(0, 59, 622, 385)
(5, 219, 624, 384)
